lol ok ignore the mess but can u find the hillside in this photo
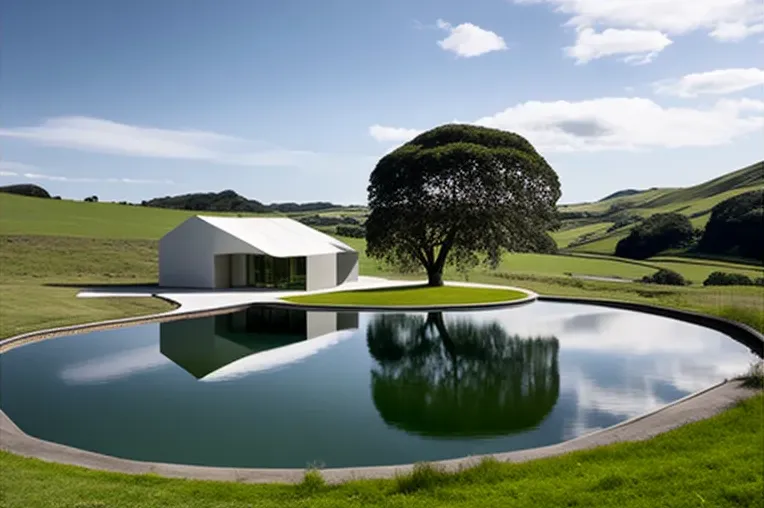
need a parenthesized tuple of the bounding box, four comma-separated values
(554, 160, 764, 256)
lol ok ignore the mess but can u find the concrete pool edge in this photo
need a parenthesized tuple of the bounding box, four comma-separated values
(0, 381, 758, 484)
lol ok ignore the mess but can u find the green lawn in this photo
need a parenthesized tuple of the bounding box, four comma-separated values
(0, 235, 174, 338)
(1, 394, 761, 508)
(283, 285, 528, 306)
(550, 221, 614, 248)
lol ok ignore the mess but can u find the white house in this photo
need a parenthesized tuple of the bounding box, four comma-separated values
(158, 216, 359, 291)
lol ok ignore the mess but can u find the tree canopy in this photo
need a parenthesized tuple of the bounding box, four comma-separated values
(365, 124, 561, 286)
(0, 184, 51, 199)
(614, 212, 694, 260)
(697, 189, 763, 262)
(366, 312, 560, 437)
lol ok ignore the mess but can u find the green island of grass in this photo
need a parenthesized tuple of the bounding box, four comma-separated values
(282, 284, 529, 307)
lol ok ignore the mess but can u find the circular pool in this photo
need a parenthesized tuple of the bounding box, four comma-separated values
(0, 302, 757, 469)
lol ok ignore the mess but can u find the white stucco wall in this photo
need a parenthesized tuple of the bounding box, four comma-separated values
(306, 253, 337, 291)
(230, 254, 248, 287)
(159, 218, 217, 288)
(214, 255, 231, 288)
(336, 251, 359, 285)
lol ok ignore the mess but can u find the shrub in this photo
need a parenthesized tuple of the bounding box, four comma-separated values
(335, 224, 365, 238)
(615, 213, 694, 260)
(641, 269, 688, 286)
(606, 213, 643, 233)
(703, 271, 754, 287)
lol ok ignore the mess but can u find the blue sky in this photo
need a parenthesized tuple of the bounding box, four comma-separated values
(1, 0, 763, 205)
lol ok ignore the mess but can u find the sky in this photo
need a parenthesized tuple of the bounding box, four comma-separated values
(1, 0, 763, 205)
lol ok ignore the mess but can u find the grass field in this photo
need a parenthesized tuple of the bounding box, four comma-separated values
(1, 193, 763, 338)
(1, 393, 760, 508)
(283, 285, 528, 306)
(560, 161, 764, 255)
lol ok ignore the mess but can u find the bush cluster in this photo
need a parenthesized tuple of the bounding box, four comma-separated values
(335, 224, 365, 238)
(641, 269, 688, 286)
(703, 271, 764, 287)
(615, 213, 694, 260)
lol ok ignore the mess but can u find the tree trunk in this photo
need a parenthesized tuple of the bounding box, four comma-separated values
(427, 268, 444, 286)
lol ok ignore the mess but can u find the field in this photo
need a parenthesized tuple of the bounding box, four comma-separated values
(559, 161, 764, 256)
(0, 189, 762, 507)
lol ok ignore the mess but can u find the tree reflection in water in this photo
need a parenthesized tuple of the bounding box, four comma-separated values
(367, 312, 560, 438)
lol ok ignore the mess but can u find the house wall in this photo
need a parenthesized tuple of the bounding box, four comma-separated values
(214, 255, 231, 288)
(306, 253, 337, 291)
(336, 251, 359, 286)
(159, 218, 217, 288)
(230, 254, 248, 287)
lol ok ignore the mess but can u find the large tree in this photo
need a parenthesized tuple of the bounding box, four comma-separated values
(697, 189, 763, 262)
(365, 124, 561, 286)
(366, 312, 560, 437)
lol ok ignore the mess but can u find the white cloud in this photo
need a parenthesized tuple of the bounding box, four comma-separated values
(0, 160, 38, 173)
(565, 27, 673, 64)
(654, 68, 764, 97)
(0, 116, 375, 172)
(435, 19, 507, 57)
(0, 160, 174, 184)
(710, 21, 764, 41)
(369, 96, 764, 152)
(514, 0, 764, 64)
(368, 124, 423, 143)
(61, 345, 169, 385)
(514, 0, 764, 40)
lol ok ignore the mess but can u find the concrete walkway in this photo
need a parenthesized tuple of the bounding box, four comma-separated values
(76, 276, 535, 315)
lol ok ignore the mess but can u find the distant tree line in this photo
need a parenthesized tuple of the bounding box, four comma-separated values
(0, 184, 52, 199)
(140, 190, 356, 214)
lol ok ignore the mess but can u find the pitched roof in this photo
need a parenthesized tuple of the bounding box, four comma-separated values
(196, 216, 356, 257)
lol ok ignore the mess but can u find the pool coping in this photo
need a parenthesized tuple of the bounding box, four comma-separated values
(0, 291, 762, 484)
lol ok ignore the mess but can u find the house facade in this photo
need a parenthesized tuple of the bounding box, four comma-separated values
(158, 216, 359, 291)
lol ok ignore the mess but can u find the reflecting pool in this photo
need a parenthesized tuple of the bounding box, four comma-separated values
(0, 302, 756, 468)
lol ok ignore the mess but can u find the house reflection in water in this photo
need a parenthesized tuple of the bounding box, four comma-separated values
(160, 306, 359, 379)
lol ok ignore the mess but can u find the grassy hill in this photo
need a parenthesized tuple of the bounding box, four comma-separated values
(554, 161, 764, 256)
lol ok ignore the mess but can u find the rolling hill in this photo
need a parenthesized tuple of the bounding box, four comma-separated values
(553, 160, 764, 256)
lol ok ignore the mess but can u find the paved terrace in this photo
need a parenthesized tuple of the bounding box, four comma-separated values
(76, 276, 535, 314)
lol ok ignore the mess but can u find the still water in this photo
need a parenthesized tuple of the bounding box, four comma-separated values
(0, 302, 755, 468)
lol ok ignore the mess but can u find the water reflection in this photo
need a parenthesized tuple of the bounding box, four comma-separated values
(160, 307, 359, 379)
(367, 312, 560, 437)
